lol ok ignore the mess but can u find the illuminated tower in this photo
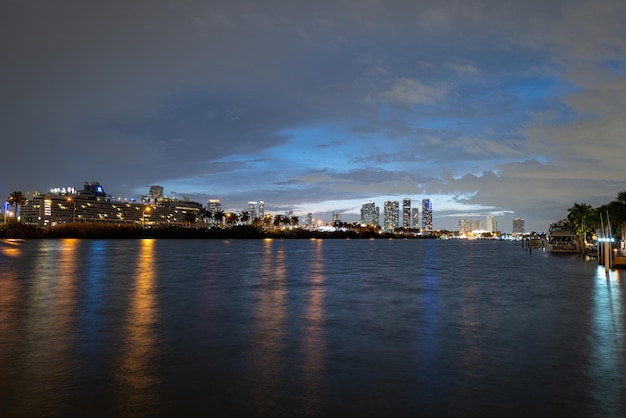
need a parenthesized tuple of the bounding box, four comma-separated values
(384, 200, 399, 232)
(402, 198, 411, 228)
(360, 201, 379, 226)
(248, 202, 257, 220)
(258, 201, 265, 219)
(422, 198, 433, 232)
(208, 199, 221, 213)
(411, 208, 419, 229)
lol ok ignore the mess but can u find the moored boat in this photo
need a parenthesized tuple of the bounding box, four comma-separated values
(546, 224, 578, 253)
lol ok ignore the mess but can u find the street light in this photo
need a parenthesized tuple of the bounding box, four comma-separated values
(66, 197, 76, 223)
(142, 206, 152, 228)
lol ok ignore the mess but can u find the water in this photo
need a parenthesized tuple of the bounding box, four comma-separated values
(0, 238, 624, 417)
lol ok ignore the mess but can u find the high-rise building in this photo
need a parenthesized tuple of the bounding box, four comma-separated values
(384, 201, 400, 232)
(149, 186, 163, 202)
(360, 201, 379, 226)
(207, 199, 222, 225)
(513, 217, 525, 234)
(332, 211, 340, 224)
(402, 198, 411, 228)
(411, 208, 419, 229)
(248, 202, 257, 220)
(458, 219, 483, 233)
(207, 199, 221, 213)
(307, 213, 313, 228)
(422, 199, 433, 232)
(258, 201, 265, 219)
(486, 215, 497, 233)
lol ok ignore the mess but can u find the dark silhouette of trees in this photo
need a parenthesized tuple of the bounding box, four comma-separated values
(7, 191, 27, 219)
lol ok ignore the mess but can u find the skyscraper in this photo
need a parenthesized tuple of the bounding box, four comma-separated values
(149, 185, 163, 203)
(513, 217, 525, 235)
(411, 207, 419, 229)
(332, 211, 340, 224)
(458, 219, 482, 233)
(402, 198, 411, 228)
(248, 202, 257, 220)
(258, 201, 265, 219)
(384, 200, 399, 232)
(360, 201, 379, 226)
(207, 199, 221, 213)
(207, 199, 222, 224)
(422, 199, 433, 232)
(486, 215, 497, 233)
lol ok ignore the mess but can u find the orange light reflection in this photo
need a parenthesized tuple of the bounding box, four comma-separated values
(300, 239, 327, 415)
(250, 239, 287, 414)
(118, 239, 159, 416)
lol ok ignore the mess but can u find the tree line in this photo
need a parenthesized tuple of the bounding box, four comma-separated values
(5, 189, 626, 243)
(566, 191, 626, 253)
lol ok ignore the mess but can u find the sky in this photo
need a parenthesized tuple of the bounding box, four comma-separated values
(2, 0, 626, 232)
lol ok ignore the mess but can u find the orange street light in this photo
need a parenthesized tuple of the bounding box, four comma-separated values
(66, 197, 76, 223)
(142, 206, 152, 228)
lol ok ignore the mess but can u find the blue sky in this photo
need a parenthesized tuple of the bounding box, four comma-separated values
(2, 0, 626, 231)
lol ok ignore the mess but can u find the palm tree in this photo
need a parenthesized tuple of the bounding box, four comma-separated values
(240, 210, 250, 225)
(213, 210, 225, 227)
(290, 216, 299, 228)
(7, 191, 27, 220)
(567, 202, 597, 254)
(225, 212, 239, 227)
(262, 214, 272, 229)
(251, 216, 262, 228)
(198, 207, 211, 226)
(182, 211, 197, 228)
(273, 214, 283, 229)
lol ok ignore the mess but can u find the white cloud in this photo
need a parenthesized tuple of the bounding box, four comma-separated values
(449, 63, 481, 77)
(378, 78, 448, 105)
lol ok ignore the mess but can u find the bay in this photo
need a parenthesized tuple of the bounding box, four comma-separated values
(0, 238, 624, 417)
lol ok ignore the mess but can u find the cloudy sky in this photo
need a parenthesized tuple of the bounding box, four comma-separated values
(2, 0, 626, 231)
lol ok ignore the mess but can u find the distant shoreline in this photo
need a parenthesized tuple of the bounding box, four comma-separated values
(0, 222, 439, 240)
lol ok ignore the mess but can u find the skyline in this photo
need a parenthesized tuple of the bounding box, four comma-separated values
(3, 179, 528, 233)
(2, 0, 626, 231)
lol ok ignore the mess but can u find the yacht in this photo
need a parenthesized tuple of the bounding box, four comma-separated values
(546, 224, 579, 253)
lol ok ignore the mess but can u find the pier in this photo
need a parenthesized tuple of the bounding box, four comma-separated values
(597, 237, 626, 271)
(521, 233, 545, 254)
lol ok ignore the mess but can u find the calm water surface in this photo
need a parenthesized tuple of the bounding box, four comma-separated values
(0, 238, 624, 417)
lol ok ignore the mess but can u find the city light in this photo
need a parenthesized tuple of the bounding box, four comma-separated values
(66, 197, 76, 223)
(142, 206, 151, 228)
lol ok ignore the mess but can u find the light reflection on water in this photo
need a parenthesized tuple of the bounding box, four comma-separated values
(250, 239, 288, 415)
(300, 239, 326, 417)
(590, 267, 625, 415)
(0, 257, 19, 406)
(8, 239, 80, 416)
(0, 239, 625, 417)
(117, 239, 160, 417)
